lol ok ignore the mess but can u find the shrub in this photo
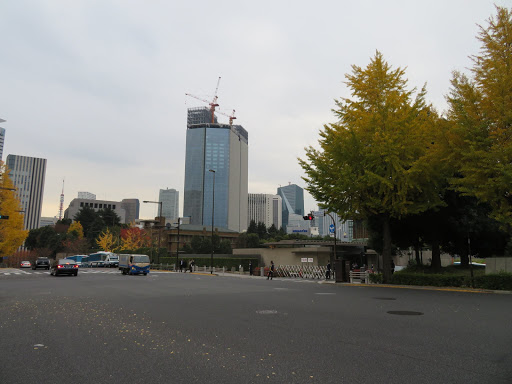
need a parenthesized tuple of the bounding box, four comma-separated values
(473, 273, 512, 290)
(369, 273, 383, 284)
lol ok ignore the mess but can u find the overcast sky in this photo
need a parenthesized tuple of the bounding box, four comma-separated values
(1, 0, 511, 220)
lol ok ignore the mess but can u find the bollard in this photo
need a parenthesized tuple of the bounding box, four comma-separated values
(222, 266, 225, 275)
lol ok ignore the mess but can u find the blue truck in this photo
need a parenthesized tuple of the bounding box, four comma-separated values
(119, 254, 150, 275)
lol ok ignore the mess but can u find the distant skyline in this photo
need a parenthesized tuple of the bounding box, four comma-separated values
(1, 1, 510, 220)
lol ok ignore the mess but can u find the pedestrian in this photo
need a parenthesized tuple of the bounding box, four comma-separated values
(249, 261, 253, 276)
(189, 259, 193, 273)
(391, 259, 395, 274)
(326, 261, 331, 280)
(371, 264, 375, 273)
(180, 259, 184, 272)
(267, 261, 274, 280)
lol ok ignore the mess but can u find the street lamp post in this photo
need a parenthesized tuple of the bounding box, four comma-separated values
(209, 169, 215, 274)
(176, 217, 181, 270)
(325, 211, 336, 279)
(143, 200, 164, 264)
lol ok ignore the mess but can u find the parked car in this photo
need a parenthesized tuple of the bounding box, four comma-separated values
(32, 257, 50, 270)
(20, 261, 31, 268)
(50, 259, 79, 276)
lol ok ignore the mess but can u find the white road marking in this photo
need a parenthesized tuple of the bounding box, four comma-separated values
(315, 293, 335, 295)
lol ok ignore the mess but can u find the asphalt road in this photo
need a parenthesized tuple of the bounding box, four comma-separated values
(0, 269, 511, 384)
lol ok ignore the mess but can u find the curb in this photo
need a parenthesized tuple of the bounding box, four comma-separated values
(327, 281, 512, 294)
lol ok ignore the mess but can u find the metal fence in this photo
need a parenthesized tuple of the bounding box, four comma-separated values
(275, 265, 328, 280)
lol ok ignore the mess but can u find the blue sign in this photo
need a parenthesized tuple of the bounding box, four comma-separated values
(329, 224, 335, 233)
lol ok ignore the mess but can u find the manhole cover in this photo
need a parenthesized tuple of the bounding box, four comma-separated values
(387, 311, 424, 316)
(256, 310, 278, 315)
(374, 297, 396, 300)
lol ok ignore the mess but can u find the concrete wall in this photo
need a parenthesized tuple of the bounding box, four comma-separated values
(234, 247, 331, 267)
(485, 257, 512, 274)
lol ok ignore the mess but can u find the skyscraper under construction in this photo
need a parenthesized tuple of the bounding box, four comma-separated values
(183, 107, 248, 232)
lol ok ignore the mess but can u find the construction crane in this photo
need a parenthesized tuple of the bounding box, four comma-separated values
(216, 109, 237, 126)
(185, 76, 221, 123)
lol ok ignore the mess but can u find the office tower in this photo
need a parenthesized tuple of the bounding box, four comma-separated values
(78, 191, 96, 200)
(0, 118, 6, 161)
(184, 107, 248, 232)
(159, 188, 179, 221)
(315, 211, 353, 241)
(6, 155, 47, 230)
(277, 184, 304, 229)
(248, 193, 282, 229)
(121, 199, 140, 224)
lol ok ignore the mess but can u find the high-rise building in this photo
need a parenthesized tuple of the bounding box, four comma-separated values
(184, 107, 248, 232)
(121, 199, 140, 224)
(159, 188, 179, 221)
(277, 184, 304, 229)
(0, 118, 6, 161)
(78, 191, 96, 200)
(248, 193, 282, 229)
(6, 155, 47, 230)
(314, 211, 353, 241)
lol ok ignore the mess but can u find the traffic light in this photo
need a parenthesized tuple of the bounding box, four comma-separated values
(0, 215, 9, 220)
(303, 213, 314, 220)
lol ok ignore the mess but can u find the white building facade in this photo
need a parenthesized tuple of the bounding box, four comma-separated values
(248, 193, 282, 229)
(64, 198, 127, 223)
(159, 188, 179, 221)
(6, 155, 47, 230)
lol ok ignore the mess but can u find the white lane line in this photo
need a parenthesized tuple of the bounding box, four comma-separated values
(315, 293, 335, 295)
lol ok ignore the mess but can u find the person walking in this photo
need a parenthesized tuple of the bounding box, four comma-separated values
(267, 261, 275, 280)
(249, 261, 253, 276)
(326, 261, 332, 280)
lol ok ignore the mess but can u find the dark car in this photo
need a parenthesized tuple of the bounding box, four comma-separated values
(32, 257, 50, 270)
(50, 259, 79, 276)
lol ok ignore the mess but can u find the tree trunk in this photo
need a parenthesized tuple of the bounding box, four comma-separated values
(430, 235, 441, 271)
(458, 238, 469, 266)
(415, 242, 421, 266)
(382, 215, 392, 283)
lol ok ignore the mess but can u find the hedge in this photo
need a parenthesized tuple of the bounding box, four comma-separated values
(385, 272, 512, 290)
(155, 257, 259, 270)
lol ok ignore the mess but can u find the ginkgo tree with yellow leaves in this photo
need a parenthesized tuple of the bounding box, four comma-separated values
(0, 161, 27, 257)
(299, 52, 444, 283)
(447, 6, 512, 229)
(96, 228, 118, 252)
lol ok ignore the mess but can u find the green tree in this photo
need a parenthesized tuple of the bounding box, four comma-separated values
(267, 224, 278, 238)
(74, 206, 104, 243)
(219, 239, 232, 254)
(247, 233, 260, 248)
(300, 52, 443, 282)
(447, 6, 512, 228)
(247, 220, 258, 234)
(257, 222, 267, 240)
(98, 207, 121, 227)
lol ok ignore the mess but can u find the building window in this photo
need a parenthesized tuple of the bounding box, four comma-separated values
(113, 205, 116, 209)
(80, 202, 84, 207)
(108, 204, 111, 209)
(94, 203, 98, 208)
(99, 204, 103, 209)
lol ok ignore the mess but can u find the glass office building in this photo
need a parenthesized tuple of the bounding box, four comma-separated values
(277, 184, 305, 229)
(184, 108, 248, 232)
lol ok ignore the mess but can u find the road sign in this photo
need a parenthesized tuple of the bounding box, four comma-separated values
(329, 224, 335, 233)
(301, 258, 308, 263)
